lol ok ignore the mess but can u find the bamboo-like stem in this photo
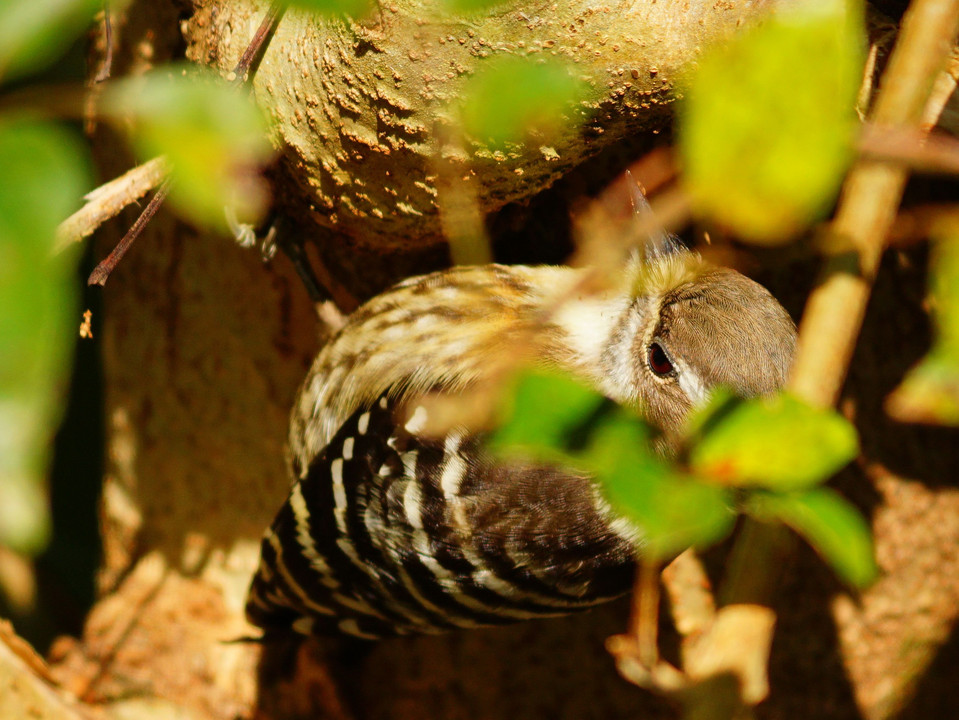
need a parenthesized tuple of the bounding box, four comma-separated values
(790, 0, 959, 408)
(703, 2, 959, 715)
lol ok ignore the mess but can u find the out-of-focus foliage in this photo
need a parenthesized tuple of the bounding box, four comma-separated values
(491, 369, 875, 587)
(688, 390, 859, 491)
(104, 66, 274, 230)
(0, 0, 103, 81)
(458, 57, 589, 150)
(680, 0, 865, 242)
(490, 370, 735, 560)
(283, 0, 511, 22)
(489, 369, 607, 464)
(0, 117, 89, 553)
(691, 392, 874, 588)
(887, 226, 959, 424)
(440, 0, 508, 13)
(747, 488, 878, 588)
(587, 411, 735, 560)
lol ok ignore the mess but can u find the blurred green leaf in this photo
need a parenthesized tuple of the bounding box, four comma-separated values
(281, 0, 372, 17)
(490, 369, 736, 558)
(887, 352, 959, 425)
(747, 488, 878, 588)
(0, 116, 90, 553)
(886, 230, 959, 425)
(933, 229, 959, 357)
(588, 412, 735, 560)
(488, 368, 607, 463)
(680, 0, 865, 242)
(0, 0, 102, 82)
(104, 65, 273, 230)
(459, 56, 589, 150)
(689, 391, 858, 491)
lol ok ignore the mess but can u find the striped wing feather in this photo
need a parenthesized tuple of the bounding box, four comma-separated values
(247, 392, 636, 639)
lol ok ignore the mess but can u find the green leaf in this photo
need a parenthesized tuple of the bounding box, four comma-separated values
(0, 0, 102, 82)
(280, 0, 373, 17)
(886, 230, 959, 425)
(886, 350, 959, 425)
(589, 411, 736, 560)
(747, 488, 878, 588)
(488, 368, 607, 463)
(0, 117, 90, 553)
(680, 0, 865, 242)
(459, 56, 589, 150)
(928, 229, 959, 359)
(104, 65, 273, 230)
(489, 369, 736, 559)
(689, 392, 859, 491)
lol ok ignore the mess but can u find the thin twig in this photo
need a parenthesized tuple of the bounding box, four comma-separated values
(661, 549, 715, 638)
(93, 1, 114, 84)
(88, 180, 171, 286)
(56, 157, 170, 253)
(859, 124, 959, 176)
(718, 522, 791, 608)
(432, 126, 493, 266)
(229, 2, 286, 85)
(888, 203, 959, 248)
(80, 3, 283, 281)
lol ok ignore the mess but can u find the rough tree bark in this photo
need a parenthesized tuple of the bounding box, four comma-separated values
(183, 0, 777, 244)
(4, 2, 958, 720)
(183, 0, 785, 298)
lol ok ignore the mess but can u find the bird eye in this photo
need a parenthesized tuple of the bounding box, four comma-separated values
(647, 342, 674, 377)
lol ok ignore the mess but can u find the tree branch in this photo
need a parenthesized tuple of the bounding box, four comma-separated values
(54, 157, 169, 254)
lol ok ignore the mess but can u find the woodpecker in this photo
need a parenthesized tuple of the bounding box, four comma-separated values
(246, 205, 797, 641)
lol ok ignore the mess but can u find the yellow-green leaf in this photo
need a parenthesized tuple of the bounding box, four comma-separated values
(886, 229, 959, 425)
(887, 350, 959, 425)
(439, 0, 508, 14)
(489, 369, 736, 559)
(281, 0, 372, 17)
(0, 0, 102, 81)
(689, 392, 859, 491)
(459, 57, 589, 150)
(929, 227, 959, 357)
(680, 0, 865, 242)
(104, 65, 273, 230)
(488, 368, 607, 464)
(747, 488, 878, 588)
(590, 411, 735, 560)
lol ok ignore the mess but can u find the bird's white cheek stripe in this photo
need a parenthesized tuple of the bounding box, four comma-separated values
(675, 361, 709, 407)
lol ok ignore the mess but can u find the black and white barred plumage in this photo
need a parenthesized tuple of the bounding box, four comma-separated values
(248, 389, 635, 639)
(247, 251, 797, 640)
